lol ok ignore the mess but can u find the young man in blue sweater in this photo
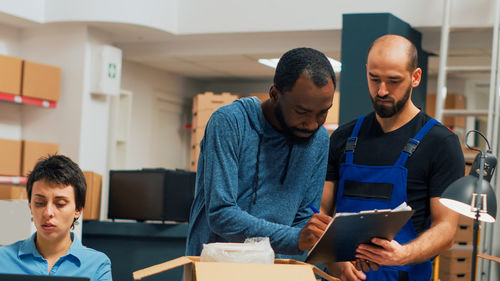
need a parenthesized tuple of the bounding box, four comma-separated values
(186, 48, 336, 256)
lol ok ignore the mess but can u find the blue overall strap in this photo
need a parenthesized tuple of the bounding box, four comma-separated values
(345, 115, 366, 164)
(395, 118, 439, 166)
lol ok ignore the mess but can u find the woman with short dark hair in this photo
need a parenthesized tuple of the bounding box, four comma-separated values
(0, 155, 112, 281)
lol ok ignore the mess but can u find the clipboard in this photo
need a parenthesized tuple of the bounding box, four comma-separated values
(305, 209, 414, 264)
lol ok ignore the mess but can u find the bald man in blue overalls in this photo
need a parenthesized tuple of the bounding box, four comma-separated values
(321, 35, 465, 281)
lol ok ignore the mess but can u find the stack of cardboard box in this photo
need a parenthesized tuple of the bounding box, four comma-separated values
(0, 139, 59, 200)
(438, 245, 473, 281)
(0, 55, 61, 200)
(190, 92, 239, 171)
(453, 215, 474, 246)
(437, 215, 474, 281)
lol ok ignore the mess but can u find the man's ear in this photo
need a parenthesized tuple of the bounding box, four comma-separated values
(411, 68, 422, 88)
(269, 85, 279, 102)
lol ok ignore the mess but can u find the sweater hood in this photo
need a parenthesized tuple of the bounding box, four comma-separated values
(234, 96, 265, 135)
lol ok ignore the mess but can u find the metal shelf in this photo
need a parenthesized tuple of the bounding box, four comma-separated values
(0, 176, 27, 185)
(0, 92, 57, 108)
(442, 109, 489, 116)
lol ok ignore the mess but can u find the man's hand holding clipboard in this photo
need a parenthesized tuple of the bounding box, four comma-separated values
(305, 203, 414, 265)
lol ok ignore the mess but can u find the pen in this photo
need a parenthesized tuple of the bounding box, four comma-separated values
(308, 204, 320, 214)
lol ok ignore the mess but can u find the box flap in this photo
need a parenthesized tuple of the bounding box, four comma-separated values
(133, 256, 196, 280)
(194, 261, 316, 281)
(134, 256, 339, 281)
(310, 264, 339, 281)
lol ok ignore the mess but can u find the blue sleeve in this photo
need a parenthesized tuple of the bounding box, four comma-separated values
(201, 111, 302, 255)
(292, 132, 328, 228)
(94, 255, 112, 281)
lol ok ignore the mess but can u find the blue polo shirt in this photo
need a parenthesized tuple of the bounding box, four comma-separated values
(0, 232, 112, 281)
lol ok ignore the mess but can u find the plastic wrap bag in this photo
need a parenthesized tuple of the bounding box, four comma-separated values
(200, 237, 275, 264)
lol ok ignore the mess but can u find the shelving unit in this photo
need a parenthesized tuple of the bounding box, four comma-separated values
(434, 1, 500, 280)
(0, 92, 57, 108)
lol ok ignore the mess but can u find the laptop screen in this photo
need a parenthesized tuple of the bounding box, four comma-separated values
(0, 274, 90, 281)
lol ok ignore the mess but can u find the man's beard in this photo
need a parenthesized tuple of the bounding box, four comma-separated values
(274, 103, 317, 145)
(371, 84, 412, 118)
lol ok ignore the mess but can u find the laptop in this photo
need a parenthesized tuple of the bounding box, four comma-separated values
(0, 274, 90, 281)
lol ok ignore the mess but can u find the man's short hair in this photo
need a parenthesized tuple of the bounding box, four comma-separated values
(26, 155, 87, 211)
(274, 47, 336, 93)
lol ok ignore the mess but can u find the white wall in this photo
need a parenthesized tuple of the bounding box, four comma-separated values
(44, 0, 178, 33)
(0, 0, 44, 23)
(1, 0, 498, 36)
(120, 60, 201, 170)
(78, 27, 112, 174)
(0, 23, 21, 56)
(176, 0, 496, 34)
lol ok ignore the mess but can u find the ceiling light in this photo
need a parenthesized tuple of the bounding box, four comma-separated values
(258, 58, 280, 69)
(258, 57, 342, 73)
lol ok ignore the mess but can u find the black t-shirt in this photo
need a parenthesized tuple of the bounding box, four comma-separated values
(326, 111, 465, 234)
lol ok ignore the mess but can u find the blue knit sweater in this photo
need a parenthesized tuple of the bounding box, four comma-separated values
(186, 97, 329, 256)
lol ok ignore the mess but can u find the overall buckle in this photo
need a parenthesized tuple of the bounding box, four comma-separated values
(404, 138, 420, 156)
(345, 137, 358, 152)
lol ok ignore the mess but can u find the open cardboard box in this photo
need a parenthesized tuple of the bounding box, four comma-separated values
(133, 256, 339, 281)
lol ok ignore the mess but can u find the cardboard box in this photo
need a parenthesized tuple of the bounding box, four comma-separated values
(439, 246, 472, 274)
(0, 185, 27, 200)
(193, 92, 238, 112)
(249, 93, 269, 101)
(465, 164, 472, 177)
(22, 60, 61, 102)
(439, 272, 470, 281)
(0, 54, 22, 95)
(83, 171, 102, 220)
(191, 127, 205, 147)
(440, 255, 471, 275)
(192, 109, 216, 128)
(133, 256, 339, 281)
(190, 144, 200, 172)
(22, 140, 59, 176)
(454, 225, 473, 242)
(462, 145, 478, 165)
(458, 215, 474, 228)
(0, 138, 22, 176)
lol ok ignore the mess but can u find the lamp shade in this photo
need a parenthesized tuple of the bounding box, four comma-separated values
(440, 176, 497, 223)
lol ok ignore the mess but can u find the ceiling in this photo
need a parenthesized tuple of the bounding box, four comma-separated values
(90, 22, 495, 80)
